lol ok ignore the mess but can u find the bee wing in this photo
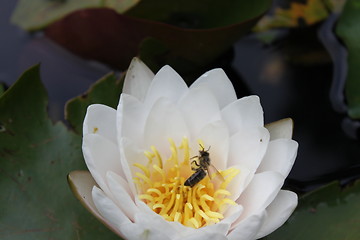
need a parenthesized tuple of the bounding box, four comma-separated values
(207, 164, 225, 182)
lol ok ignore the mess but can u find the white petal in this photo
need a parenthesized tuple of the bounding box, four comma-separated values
(82, 134, 124, 197)
(135, 199, 181, 239)
(117, 93, 147, 146)
(118, 223, 149, 240)
(176, 232, 228, 240)
(120, 137, 151, 194)
(225, 165, 253, 201)
(227, 211, 265, 240)
(221, 96, 264, 136)
(92, 186, 132, 238)
(144, 65, 188, 108)
(265, 118, 294, 140)
(67, 171, 122, 236)
(222, 204, 244, 222)
(199, 204, 243, 236)
(257, 139, 298, 177)
(123, 57, 154, 102)
(133, 214, 173, 240)
(83, 104, 117, 144)
(227, 127, 270, 172)
(256, 190, 298, 239)
(235, 171, 284, 221)
(144, 98, 189, 155)
(119, 138, 139, 196)
(190, 68, 237, 109)
(178, 86, 221, 138)
(106, 171, 138, 221)
(196, 120, 229, 170)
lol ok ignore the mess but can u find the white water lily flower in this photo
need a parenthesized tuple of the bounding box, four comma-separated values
(68, 58, 299, 240)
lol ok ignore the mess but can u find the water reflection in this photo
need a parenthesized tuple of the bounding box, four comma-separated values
(18, 36, 112, 120)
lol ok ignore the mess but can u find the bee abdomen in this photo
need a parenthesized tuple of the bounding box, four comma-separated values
(184, 169, 207, 187)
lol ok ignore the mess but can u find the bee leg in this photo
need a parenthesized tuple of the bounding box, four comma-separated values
(191, 160, 200, 166)
(190, 159, 200, 171)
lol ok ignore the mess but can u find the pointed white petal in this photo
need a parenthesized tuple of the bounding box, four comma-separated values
(227, 211, 265, 240)
(144, 65, 188, 108)
(265, 118, 294, 140)
(178, 86, 221, 138)
(106, 171, 138, 221)
(257, 139, 298, 177)
(117, 93, 147, 146)
(83, 104, 117, 144)
(92, 186, 132, 238)
(236, 171, 284, 221)
(221, 96, 264, 136)
(123, 57, 154, 101)
(197, 120, 229, 170)
(256, 190, 298, 239)
(67, 171, 122, 236)
(144, 98, 189, 155)
(82, 134, 124, 197)
(190, 68, 237, 109)
(227, 127, 270, 172)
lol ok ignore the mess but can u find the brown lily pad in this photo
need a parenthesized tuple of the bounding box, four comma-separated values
(45, 2, 270, 74)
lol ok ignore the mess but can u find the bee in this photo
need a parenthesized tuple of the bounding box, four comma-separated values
(184, 145, 223, 187)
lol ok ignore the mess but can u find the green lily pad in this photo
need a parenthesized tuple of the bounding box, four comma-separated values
(336, 0, 360, 119)
(125, 0, 270, 29)
(266, 180, 360, 239)
(65, 72, 124, 134)
(0, 83, 6, 96)
(11, 0, 140, 31)
(0, 66, 118, 240)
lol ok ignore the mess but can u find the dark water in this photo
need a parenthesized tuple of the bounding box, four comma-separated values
(1, 0, 359, 192)
(0, 0, 112, 119)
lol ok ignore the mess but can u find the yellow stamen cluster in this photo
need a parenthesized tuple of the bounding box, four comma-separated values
(133, 138, 239, 228)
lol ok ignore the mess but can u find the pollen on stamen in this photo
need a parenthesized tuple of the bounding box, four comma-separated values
(133, 137, 240, 228)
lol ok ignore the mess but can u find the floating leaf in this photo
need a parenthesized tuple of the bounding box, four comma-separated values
(0, 83, 5, 96)
(125, 0, 270, 29)
(336, 0, 360, 119)
(13, 0, 271, 76)
(11, 0, 140, 31)
(0, 66, 119, 240)
(266, 180, 360, 239)
(44, 0, 271, 75)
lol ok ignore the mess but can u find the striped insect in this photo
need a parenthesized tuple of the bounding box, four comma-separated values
(184, 146, 223, 187)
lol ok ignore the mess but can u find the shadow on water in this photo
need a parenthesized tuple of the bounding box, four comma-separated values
(232, 25, 360, 192)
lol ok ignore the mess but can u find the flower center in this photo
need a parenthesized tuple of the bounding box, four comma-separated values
(133, 137, 239, 228)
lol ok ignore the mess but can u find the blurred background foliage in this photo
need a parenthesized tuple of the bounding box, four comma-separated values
(1, 0, 360, 239)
